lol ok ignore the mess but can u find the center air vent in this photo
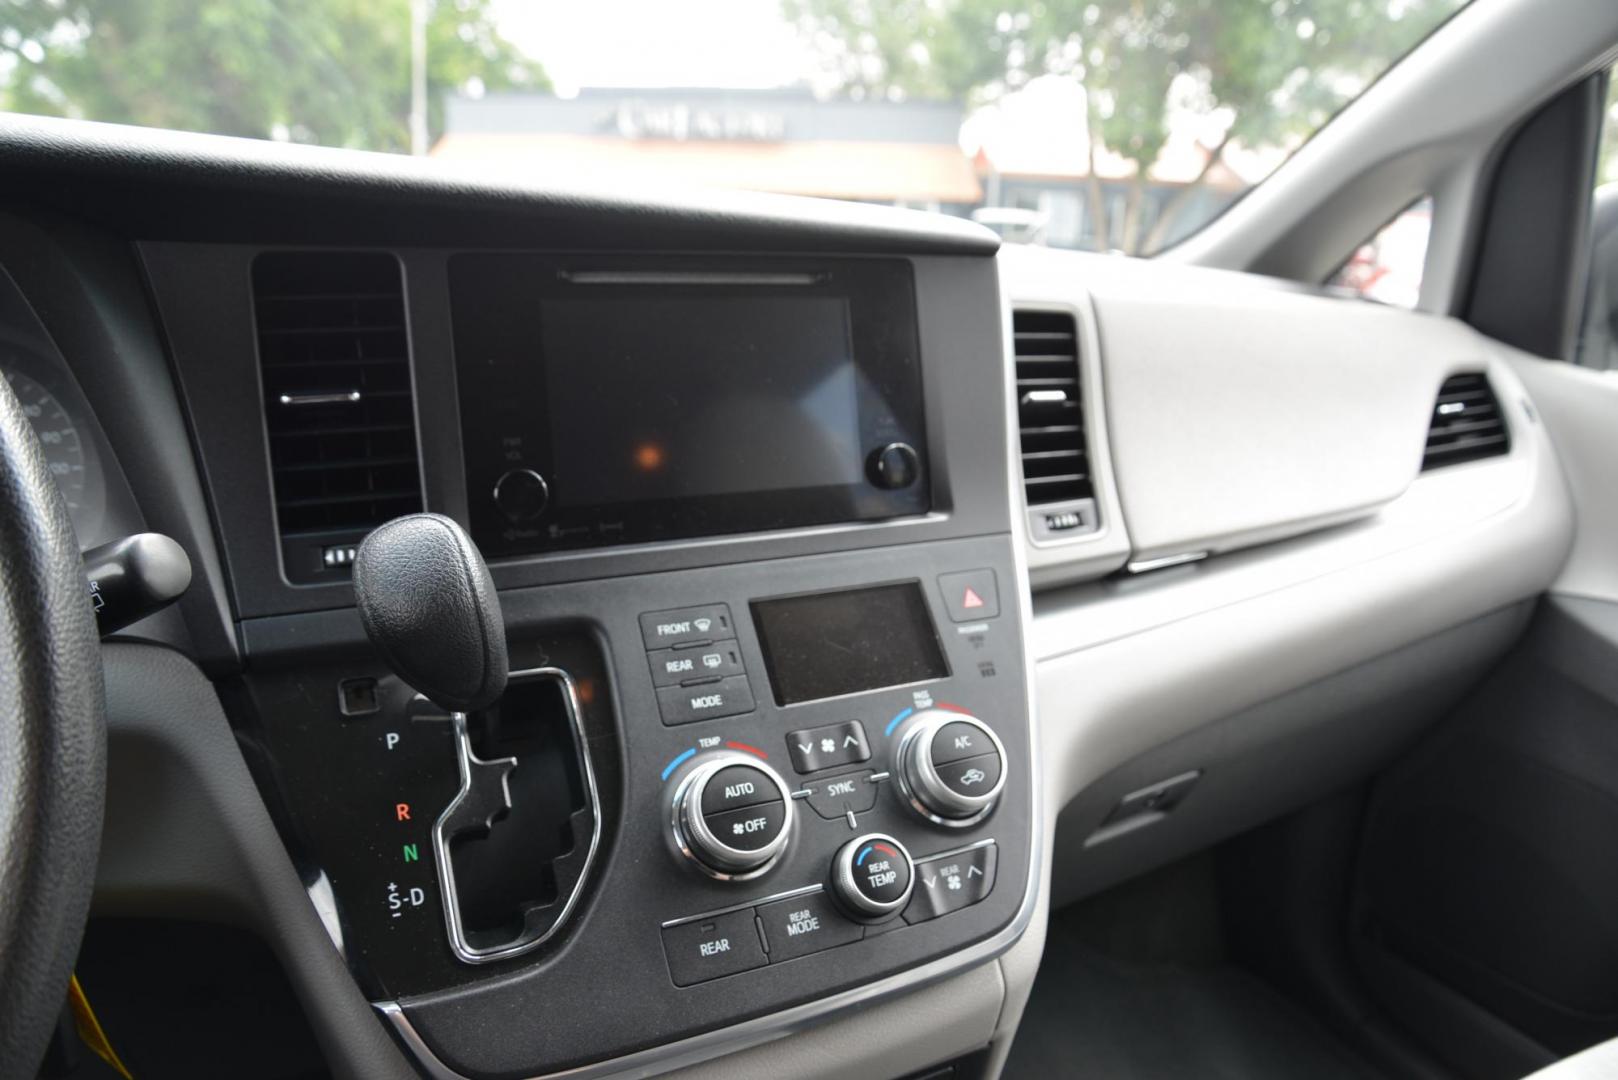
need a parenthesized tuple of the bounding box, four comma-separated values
(1422, 373, 1510, 471)
(252, 252, 423, 583)
(1014, 309, 1098, 540)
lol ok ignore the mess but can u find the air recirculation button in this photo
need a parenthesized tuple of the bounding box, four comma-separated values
(672, 755, 794, 880)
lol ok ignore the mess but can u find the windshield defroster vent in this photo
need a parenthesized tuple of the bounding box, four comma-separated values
(1014, 309, 1098, 540)
(251, 251, 423, 583)
(1422, 373, 1509, 471)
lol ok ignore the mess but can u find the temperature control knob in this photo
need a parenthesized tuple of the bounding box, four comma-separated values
(831, 833, 915, 920)
(671, 753, 794, 880)
(895, 709, 1007, 826)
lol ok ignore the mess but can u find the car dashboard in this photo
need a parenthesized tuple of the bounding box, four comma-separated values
(0, 115, 1573, 1080)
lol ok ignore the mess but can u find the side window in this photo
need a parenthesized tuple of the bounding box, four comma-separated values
(1327, 197, 1433, 309)
(1576, 69, 1618, 369)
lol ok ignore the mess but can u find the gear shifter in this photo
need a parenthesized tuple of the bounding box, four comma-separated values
(354, 514, 535, 963)
(353, 512, 507, 714)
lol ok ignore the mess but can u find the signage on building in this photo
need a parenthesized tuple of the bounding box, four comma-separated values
(613, 101, 786, 142)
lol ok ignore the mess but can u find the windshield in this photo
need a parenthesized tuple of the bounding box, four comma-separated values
(0, 0, 1469, 255)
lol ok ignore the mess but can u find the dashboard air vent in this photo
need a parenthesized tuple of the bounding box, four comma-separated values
(1422, 373, 1509, 471)
(1014, 310, 1098, 539)
(252, 252, 422, 581)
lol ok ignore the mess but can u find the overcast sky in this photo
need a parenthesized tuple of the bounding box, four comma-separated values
(490, 1, 816, 95)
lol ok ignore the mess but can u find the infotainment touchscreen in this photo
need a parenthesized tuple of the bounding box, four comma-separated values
(450, 256, 929, 557)
(542, 293, 861, 504)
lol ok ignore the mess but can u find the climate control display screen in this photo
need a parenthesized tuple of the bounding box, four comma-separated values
(751, 581, 949, 705)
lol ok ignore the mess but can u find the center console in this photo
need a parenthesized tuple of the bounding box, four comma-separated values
(143, 235, 1035, 1079)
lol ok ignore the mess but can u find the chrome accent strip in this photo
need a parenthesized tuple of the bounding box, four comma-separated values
(559, 270, 823, 287)
(914, 837, 998, 865)
(278, 390, 362, 405)
(432, 667, 603, 965)
(1125, 550, 1209, 574)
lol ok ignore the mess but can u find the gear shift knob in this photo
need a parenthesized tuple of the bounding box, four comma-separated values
(353, 513, 508, 714)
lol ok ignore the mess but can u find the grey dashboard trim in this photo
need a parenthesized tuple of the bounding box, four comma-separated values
(1031, 345, 1571, 816)
(1085, 262, 1471, 563)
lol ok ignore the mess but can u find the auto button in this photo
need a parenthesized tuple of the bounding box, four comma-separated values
(672, 752, 793, 879)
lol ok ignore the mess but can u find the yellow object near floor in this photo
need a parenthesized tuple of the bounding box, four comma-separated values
(68, 974, 133, 1080)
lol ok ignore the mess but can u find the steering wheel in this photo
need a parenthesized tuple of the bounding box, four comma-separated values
(0, 371, 106, 1077)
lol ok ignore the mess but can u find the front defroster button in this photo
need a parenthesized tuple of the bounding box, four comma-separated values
(661, 908, 767, 986)
(640, 604, 736, 650)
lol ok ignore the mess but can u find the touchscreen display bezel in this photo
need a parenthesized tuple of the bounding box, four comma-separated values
(450, 254, 929, 557)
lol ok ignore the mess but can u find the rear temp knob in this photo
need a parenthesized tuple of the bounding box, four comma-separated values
(671, 753, 794, 880)
(896, 709, 1006, 827)
(831, 833, 915, 921)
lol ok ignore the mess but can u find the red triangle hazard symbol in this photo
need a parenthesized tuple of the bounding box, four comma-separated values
(962, 586, 985, 609)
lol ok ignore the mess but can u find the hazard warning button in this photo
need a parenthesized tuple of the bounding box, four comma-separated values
(938, 569, 1000, 622)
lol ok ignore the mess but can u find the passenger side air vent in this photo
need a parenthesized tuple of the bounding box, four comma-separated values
(252, 252, 423, 583)
(1014, 309, 1098, 540)
(1422, 373, 1510, 471)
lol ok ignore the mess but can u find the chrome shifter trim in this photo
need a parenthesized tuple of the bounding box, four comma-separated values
(432, 666, 602, 965)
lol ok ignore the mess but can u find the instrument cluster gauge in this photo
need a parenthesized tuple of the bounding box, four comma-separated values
(0, 333, 110, 545)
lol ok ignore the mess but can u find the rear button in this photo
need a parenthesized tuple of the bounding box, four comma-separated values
(662, 909, 766, 986)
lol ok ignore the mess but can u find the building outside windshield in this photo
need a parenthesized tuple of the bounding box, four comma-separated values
(0, 0, 1498, 259)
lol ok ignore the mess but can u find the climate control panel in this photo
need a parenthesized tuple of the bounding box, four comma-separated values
(239, 533, 1030, 1078)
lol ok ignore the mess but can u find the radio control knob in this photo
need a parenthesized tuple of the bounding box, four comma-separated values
(492, 468, 549, 523)
(831, 833, 914, 920)
(895, 709, 1006, 826)
(671, 753, 794, 880)
(866, 442, 920, 490)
